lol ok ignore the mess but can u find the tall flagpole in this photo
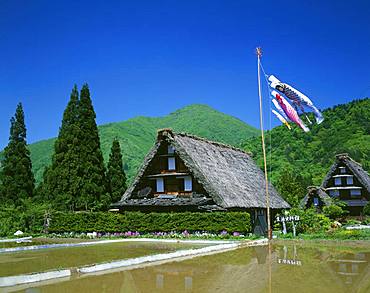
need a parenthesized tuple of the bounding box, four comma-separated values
(256, 47, 272, 240)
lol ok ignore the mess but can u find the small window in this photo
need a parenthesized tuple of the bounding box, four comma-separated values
(339, 263, 347, 273)
(346, 177, 353, 185)
(156, 178, 164, 192)
(350, 189, 361, 197)
(168, 145, 175, 154)
(329, 190, 340, 197)
(156, 274, 164, 289)
(339, 167, 346, 174)
(184, 176, 192, 191)
(313, 197, 319, 206)
(334, 178, 341, 186)
(184, 276, 193, 290)
(168, 157, 176, 170)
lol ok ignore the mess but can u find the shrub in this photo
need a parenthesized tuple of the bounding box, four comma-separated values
(363, 202, 370, 216)
(285, 208, 331, 234)
(0, 200, 49, 237)
(323, 204, 347, 220)
(362, 217, 370, 225)
(47, 211, 251, 234)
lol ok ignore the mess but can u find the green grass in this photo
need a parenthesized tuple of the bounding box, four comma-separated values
(278, 228, 370, 241)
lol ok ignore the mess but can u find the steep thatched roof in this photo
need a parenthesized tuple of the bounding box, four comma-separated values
(116, 129, 289, 209)
(321, 153, 370, 192)
(300, 186, 334, 208)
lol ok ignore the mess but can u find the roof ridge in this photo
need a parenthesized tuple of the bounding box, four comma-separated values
(176, 131, 251, 155)
(156, 128, 252, 155)
(335, 153, 364, 167)
(347, 156, 363, 167)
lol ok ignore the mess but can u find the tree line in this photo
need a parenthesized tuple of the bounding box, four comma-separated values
(0, 84, 127, 211)
(243, 98, 370, 207)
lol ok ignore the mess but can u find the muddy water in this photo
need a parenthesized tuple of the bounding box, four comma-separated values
(0, 241, 205, 277)
(14, 242, 370, 293)
(0, 237, 96, 249)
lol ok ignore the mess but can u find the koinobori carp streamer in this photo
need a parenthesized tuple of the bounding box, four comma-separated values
(271, 90, 310, 132)
(269, 75, 324, 124)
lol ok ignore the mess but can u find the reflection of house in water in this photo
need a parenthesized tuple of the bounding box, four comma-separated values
(328, 251, 370, 289)
(155, 268, 194, 290)
(23, 245, 370, 292)
(123, 246, 275, 292)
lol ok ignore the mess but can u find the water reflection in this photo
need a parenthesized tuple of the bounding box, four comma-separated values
(13, 243, 370, 293)
(276, 245, 302, 266)
(327, 250, 370, 288)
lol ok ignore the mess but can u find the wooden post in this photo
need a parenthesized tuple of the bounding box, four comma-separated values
(256, 47, 272, 240)
(282, 220, 287, 234)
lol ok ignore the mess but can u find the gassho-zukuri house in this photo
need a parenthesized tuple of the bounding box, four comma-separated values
(112, 129, 290, 231)
(300, 154, 370, 216)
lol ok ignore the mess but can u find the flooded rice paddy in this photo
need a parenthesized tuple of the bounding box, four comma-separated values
(0, 237, 96, 249)
(0, 239, 206, 278)
(1, 239, 370, 293)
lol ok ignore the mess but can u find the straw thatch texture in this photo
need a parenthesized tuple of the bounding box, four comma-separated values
(115, 129, 289, 210)
(169, 132, 289, 209)
(300, 186, 334, 208)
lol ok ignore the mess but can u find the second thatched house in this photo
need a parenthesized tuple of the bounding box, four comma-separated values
(112, 129, 290, 231)
(300, 186, 334, 211)
(300, 154, 370, 215)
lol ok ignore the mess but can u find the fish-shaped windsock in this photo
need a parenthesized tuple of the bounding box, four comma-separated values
(272, 109, 291, 130)
(268, 75, 324, 124)
(271, 90, 310, 132)
(272, 98, 288, 121)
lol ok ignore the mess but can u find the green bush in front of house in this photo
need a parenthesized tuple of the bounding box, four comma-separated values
(363, 202, 370, 216)
(281, 208, 332, 234)
(47, 211, 251, 234)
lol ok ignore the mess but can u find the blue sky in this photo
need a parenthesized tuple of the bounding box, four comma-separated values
(1, 0, 369, 148)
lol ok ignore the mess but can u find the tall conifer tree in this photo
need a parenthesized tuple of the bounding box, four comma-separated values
(77, 84, 107, 210)
(41, 86, 80, 210)
(0, 103, 35, 205)
(107, 139, 127, 203)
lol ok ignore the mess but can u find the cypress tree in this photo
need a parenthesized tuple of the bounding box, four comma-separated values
(77, 84, 108, 210)
(41, 86, 80, 210)
(0, 103, 35, 205)
(107, 139, 127, 203)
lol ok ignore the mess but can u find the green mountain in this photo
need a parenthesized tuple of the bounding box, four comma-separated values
(243, 98, 370, 191)
(22, 104, 259, 184)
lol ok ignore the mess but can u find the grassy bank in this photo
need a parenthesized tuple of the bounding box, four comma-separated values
(276, 228, 370, 241)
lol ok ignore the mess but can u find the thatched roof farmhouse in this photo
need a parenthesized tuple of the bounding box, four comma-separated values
(112, 129, 289, 214)
(300, 186, 334, 210)
(300, 154, 370, 215)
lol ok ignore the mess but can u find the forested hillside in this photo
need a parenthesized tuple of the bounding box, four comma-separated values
(243, 98, 370, 203)
(19, 104, 259, 184)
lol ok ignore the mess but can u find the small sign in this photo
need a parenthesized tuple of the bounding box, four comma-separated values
(277, 259, 302, 266)
(276, 215, 300, 236)
(276, 215, 300, 222)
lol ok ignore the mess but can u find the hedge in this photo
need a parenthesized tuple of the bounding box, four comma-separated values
(48, 211, 251, 233)
(0, 204, 46, 237)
